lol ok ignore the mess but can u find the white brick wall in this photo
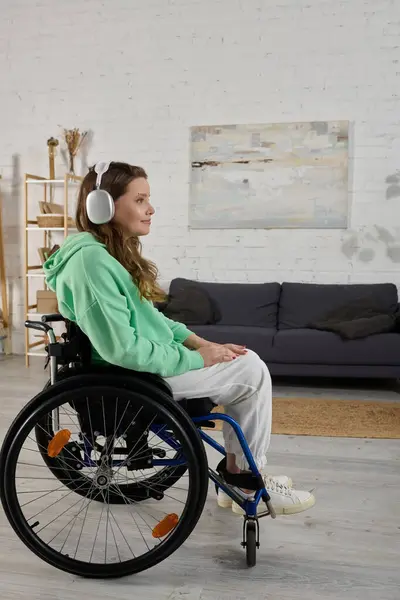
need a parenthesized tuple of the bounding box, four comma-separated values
(1, 0, 400, 354)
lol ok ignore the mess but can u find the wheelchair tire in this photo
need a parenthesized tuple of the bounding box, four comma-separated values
(245, 521, 257, 567)
(0, 385, 208, 579)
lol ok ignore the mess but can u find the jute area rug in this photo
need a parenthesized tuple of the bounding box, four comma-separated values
(209, 397, 400, 439)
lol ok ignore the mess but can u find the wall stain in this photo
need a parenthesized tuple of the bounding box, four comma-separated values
(387, 245, 400, 262)
(358, 248, 375, 263)
(341, 234, 358, 259)
(385, 171, 400, 200)
(341, 226, 400, 264)
(375, 225, 395, 245)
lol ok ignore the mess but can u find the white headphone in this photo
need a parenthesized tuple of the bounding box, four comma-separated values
(86, 161, 115, 224)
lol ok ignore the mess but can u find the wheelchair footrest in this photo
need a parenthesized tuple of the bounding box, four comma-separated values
(216, 458, 264, 492)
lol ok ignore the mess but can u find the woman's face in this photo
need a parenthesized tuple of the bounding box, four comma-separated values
(113, 177, 154, 236)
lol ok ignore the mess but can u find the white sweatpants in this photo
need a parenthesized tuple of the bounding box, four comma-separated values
(164, 349, 272, 470)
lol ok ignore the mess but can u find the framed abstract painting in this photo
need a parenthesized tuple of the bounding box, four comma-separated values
(189, 121, 350, 229)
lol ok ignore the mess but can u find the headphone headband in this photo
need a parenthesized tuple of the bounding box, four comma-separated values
(94, 161, 111, 189)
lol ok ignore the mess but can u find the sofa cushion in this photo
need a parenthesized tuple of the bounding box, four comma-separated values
(278, 282, 398, 330)
(189, 325, 277, 362)
(169, 278, 281, 327)
(271, 329, 400, 366)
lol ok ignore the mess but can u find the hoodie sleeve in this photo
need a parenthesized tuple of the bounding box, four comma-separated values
(155, 311, 194, 344)
(73, 256, 204, 378)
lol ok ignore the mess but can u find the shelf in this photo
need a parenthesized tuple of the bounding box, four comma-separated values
(26, 273, 45, 278)
(27, 351, 47, 357)
(26, 226, 77, 231)
(26, 178, 82, 185)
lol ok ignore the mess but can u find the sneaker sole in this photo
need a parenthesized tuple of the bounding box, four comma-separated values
(216, 477, 294, 510)
(231, 493, 316, 516)
(217, 497, 234, 509)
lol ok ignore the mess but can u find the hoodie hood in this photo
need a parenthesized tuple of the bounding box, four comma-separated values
(43, 232, 105, 291)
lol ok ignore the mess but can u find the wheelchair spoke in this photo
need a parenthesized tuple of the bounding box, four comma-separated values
(103, 486, 150, 550)
(30, 427, 97, 477)
(61, 477, 99, 547)
(104, 487, 110, 563)
(127, 505, 151, 552)
(98, 487, 138, 563)
(108, 508, 137, 560)
(106, 484, 171, 550)
(35, 488, 100, 535)
(134, 480, 188, 506)
(17, 461, 94, 474)
(72, 480, 102, 559)
(17, 476, 75, 480)
(48, 478, 99, 547)
(112, 471, 190, 494)
(26, 474, 98, 523)
(107, 509, 122, 563)
(89, 498, 105, 563)
(20, 482, 68, 508)
(111, 416, 159, 481)
(18, 489, 66, 494)
(98, 395, 143, 457)
(107, 481, 169, 520)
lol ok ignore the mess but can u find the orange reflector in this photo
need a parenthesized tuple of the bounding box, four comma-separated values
(47, 429, 71, 458)
(152, 513, 179, 539)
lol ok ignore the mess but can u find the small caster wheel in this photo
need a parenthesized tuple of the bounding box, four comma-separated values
(244, 520, 258, 567)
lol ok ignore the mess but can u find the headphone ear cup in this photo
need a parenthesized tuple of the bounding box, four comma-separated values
(86, 189, 115, 224)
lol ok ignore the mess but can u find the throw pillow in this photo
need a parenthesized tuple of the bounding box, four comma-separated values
(312, 314, 395, 340)
(158, 285, 221, 326)
(308, 294, 397, 339)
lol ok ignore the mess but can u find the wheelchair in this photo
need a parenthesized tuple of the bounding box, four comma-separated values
(0, 314, 276, 579)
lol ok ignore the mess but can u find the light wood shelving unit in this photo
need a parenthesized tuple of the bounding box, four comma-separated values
(24, 173, 83, 366)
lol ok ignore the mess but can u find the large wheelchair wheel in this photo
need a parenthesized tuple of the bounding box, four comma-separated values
(0, 385, 208, 579)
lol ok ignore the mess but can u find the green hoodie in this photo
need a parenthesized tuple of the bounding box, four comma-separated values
(43, 232, 205, 377)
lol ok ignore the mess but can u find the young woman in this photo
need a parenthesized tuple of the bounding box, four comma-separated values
(44, 162, 315, 516)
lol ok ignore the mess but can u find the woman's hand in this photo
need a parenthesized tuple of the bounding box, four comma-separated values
(184, 334, 248, 364)
(222, 343, 247, 356)
(197, 344, 238, 367)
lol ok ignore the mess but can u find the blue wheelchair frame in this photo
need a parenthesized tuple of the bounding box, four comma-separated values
(79, 411, 270, 520)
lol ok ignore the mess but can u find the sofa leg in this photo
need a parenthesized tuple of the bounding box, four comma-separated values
(390, 379, 400, 394)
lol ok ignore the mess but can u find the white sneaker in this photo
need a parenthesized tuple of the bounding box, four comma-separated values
(217, 474, 293, 509)
(232, 480, 315, 516)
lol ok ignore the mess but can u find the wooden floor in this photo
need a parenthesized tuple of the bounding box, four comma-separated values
(0, 355, 399, 600)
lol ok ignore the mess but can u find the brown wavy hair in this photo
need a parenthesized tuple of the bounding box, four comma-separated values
(75, 161, 166, 303)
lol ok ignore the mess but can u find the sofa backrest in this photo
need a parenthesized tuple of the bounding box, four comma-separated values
(278, 282, 399, 329)
(168, 278, 281, 327)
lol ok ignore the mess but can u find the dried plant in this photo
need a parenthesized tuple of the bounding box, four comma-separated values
(63, 128, 88, 174)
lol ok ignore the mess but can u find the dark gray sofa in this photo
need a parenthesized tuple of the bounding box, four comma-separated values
(166, 278, 400, 379)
